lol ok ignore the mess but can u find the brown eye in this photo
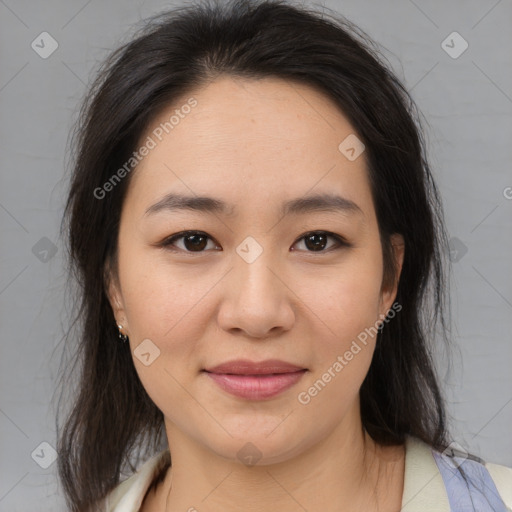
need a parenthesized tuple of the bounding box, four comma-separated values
(161, 231, 218, 252)
(160, 230, 349, 254)
(292, 231, 349, 252)
(304, 232, 328, 251)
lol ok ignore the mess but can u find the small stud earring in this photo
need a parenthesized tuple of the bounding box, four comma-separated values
(117, 324, 128, 343)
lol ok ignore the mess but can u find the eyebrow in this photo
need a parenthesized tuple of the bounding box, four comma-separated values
(144, 192, 364, 219)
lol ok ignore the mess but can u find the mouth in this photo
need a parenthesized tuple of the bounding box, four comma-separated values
(203, 371, 307, 400)
(203, 358, 306, 375)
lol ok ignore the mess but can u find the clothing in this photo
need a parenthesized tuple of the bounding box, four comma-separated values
(102, 436, 512, 511)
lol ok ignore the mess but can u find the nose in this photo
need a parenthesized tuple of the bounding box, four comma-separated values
(217, 248, 295, 339)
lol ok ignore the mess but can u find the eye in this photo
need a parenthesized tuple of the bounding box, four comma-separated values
(292, 231, 350, 252)
(160, 229, 349, 254)
(160, 230, 220, 253)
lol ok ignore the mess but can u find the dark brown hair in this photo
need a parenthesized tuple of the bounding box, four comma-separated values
(56, 0, 452, 510)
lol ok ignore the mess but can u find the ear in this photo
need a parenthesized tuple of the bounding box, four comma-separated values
(104, 264, 129, 335)
(379, 233, 405, 317)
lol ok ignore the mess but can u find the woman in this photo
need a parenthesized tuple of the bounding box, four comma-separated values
(56, 0, 512, 511)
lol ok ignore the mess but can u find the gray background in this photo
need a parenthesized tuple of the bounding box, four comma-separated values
(1, 0, 511, 510)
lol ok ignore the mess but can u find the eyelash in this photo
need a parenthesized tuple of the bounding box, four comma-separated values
(159, 230, 351, 254)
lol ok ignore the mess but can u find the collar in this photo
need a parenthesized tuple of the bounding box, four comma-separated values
(401, 435, 450, 511)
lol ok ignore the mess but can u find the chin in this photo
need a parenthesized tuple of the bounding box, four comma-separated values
(201, 419, 314, 466)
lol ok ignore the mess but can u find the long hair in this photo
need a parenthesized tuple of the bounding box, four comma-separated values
(56, 1, 452, 510)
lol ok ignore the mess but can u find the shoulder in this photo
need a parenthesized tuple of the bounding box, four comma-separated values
(486, 462, 512, 510)
(402, 436, 512, 512)
(101, 449, 170, 512)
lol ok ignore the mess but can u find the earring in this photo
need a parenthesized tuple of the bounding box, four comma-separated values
(117, 324, 128, 343)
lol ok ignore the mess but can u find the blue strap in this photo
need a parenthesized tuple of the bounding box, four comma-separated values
(433, 449, 508, 512)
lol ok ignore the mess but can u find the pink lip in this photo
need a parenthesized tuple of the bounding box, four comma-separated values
(204, 370, 307, 400)
(203, 359, 307, 400)
(204, 359, 305, 375)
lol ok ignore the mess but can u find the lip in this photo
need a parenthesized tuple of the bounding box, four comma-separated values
(203, 359, 307, 400)
(204, 370, 307, 400)
(204, 359, 305, 375)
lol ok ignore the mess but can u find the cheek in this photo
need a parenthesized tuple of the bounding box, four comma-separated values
(118, 255, 213, 415)
(303, 247, 384, 380)
(314, 249, 384, 333)
(295, 264, 384, 419)
(118, 243, 205, 339)
(118, 247, 228, 387)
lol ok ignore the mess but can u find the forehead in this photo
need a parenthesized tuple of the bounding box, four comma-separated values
(125, 75, 374, 221)
(144, 75, 356, 156)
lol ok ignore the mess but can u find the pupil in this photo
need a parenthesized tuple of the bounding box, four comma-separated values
(306, 233, 326, 251)
(185, 234, 207, 251)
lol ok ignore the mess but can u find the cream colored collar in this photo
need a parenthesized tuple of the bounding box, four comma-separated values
(401, 435, 450, 511)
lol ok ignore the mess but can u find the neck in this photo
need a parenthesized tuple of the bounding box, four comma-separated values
(146, 410, 405, 512)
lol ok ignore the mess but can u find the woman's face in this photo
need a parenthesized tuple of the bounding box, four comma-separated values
(108, 76, 404, 464)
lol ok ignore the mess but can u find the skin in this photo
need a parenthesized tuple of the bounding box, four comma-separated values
(108, 76, 405, 512)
